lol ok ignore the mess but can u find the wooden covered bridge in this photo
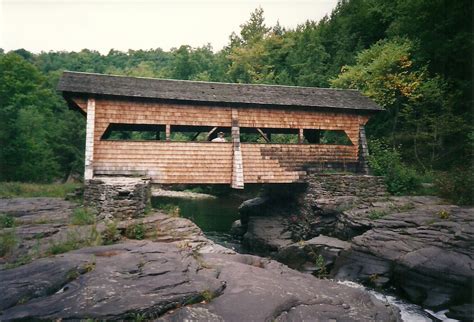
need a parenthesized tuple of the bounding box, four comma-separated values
(58, 71, 381, 189)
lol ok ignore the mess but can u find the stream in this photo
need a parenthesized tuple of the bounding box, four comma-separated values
(151, 195, 457, 322)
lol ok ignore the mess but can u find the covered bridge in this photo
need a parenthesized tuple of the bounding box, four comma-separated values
(58, 71, 382, 189)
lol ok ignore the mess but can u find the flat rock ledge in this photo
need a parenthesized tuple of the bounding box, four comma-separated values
(0, 240, 400, 322)
(0, 199, 401, 321)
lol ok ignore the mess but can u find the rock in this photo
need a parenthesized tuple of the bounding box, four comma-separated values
(159, 252, 401, 322)
(275, 235, 351, 274)
(0, 241, 224, 320)
(242, 216, 293, 255)
(229, 219, 245, 237)
(0, 197, 74, 225)
(238, 196, 270, 226)
(0, 198, 401, 321)
(333, 200, 474, 310)
(446, 304, 474, 321)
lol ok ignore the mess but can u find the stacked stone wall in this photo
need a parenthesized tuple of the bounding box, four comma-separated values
(84, 177, 150, 221)
(305, 173, 387, 200)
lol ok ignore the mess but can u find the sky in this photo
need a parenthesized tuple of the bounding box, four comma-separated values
(0, 0, 338, 54)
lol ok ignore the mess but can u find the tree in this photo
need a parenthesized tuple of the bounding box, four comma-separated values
(331, 38, 464, 170)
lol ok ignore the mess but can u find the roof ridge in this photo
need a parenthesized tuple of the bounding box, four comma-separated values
(62, 70, 360, 92)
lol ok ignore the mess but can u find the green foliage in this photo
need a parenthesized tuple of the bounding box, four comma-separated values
(46, 227, 100, 255)
(437, 209, 451, 220)
(125, 223, 146, 240)
(0, 230, 17, 257)
(0, 54, 84, 182)
(200, 290, 215, 303)
(0, 182, 80, 198)
(102, 221, 121, 245)
(71, 207, 96, 225)
(314, 255, 328, 278)
(368, 139, 421, 195)
(367, 210, 387, 220)
(0, 214, 16, 228)
(4, 254, 32, 269)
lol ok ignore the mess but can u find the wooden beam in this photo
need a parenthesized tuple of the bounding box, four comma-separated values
(256, 128, 270, 143)
(191, 132, 201, 141)
(298, 128, 304, 144)
(206, 127, 218, 141)
(166, 124, 170, 141)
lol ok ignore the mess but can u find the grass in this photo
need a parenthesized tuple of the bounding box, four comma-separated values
(157, 204, 181, 217)
(0, 213, 16, 228)
(71, 207, 96, 225)
(46, 227, 101, 255)
(0, 230, 17, 257)
(0, 182, 80, 198)
(367, 210, 388, 220)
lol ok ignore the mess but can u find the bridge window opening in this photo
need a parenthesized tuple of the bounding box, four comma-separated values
(240, 128, 299, 144)
(101, 123, 165, 140)
(318, 130, 353, 145)
(170, 125, 231, 142)
(239, 127, 353, 145)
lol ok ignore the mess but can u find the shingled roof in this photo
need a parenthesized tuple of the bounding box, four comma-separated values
(58, 71, 382, 112)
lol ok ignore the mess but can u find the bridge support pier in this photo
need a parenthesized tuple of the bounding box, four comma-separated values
(84, 177, 151, 221)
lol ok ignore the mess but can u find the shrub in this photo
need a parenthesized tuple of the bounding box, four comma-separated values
(125, 223, 145, 240)
(314, 255, 328, 278)
(0, 214, 16, 228)
(102, 221, 120, 245)
(368, 139, 421, 195)
(71, 207, 96, 225)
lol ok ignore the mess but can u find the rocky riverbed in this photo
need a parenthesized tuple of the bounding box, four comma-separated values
(239, 195, 473, 321)
(0, 198, 401, 321)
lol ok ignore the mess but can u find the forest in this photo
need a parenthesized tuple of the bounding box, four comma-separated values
(0, 0, 472, 204)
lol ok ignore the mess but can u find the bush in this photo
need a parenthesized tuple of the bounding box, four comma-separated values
(125, 223, 145, 240)
(102, 221, 121, 245)
(435, 167, 474, 205)
(368, 139, 421, 195)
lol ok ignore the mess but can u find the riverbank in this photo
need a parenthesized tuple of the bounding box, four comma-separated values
(0, 197, 401, 321)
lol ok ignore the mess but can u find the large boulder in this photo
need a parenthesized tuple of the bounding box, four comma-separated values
(242, 216, 293, 255)
(275, 235, 351, 274)
(333, 199, 473, 317)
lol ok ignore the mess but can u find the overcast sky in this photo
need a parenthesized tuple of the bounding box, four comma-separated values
(0, 0, 338, 54)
